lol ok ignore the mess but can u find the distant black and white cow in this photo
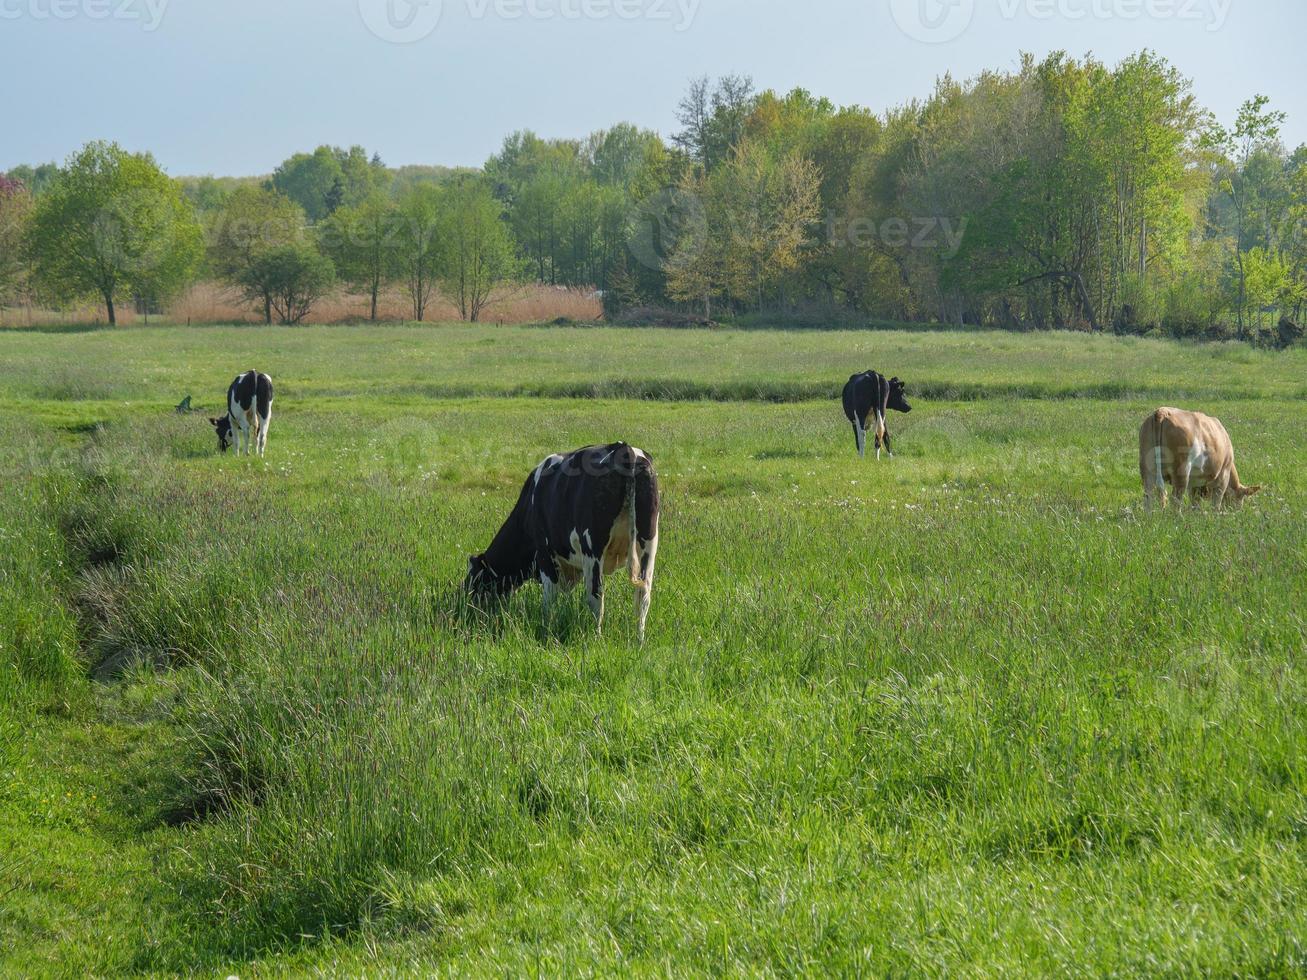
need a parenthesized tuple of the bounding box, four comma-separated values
(842, 371, 911, 459)
(466, 443, 661, 642)
(210, 370, 274, 456)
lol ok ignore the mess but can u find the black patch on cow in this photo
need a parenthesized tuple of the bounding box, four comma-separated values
(842, 371, 912, 455)
(466, 443, 660, 601)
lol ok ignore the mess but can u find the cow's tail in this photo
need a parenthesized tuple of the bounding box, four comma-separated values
(1142, 409, 1167, 495)
(618, 444, 659, 588)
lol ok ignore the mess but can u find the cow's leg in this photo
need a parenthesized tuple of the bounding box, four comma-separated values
(540, 573, 560, 623)
(874, 412, 886, 461)
(1211, 475, 1230, 509)
(538, 553, 561, 630)
(633, 532, 659, 645)
(584, 556, 605, 634)
(257, 409, 271, 457)
(853, 420, 865, 458)
(883, 426, 894, 459)
(1171, 462, 1191, 511)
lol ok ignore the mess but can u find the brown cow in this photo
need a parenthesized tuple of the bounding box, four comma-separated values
(1139, 408, 1262, 509)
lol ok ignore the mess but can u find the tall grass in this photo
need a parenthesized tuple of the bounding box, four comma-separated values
(18, 389, 1300, 974)
(1, 326, 1304, 973)
(0, 281, 602, 328)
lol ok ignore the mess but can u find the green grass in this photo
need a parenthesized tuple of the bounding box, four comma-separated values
(1, 323, 1304, 975)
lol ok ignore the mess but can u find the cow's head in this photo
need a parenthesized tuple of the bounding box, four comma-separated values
(887, 378, 912, 414)
(465, 554, 502, 597)
(1234, 484, 1263, 505)
(209, 416, 233, 453)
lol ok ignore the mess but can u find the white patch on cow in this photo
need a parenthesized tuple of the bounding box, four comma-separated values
(855, 417, 866, 458)
(533, 454, 562, 488)
(1187, 441, 1210, 487)
(583, 529, 593, 550)
(566, 529, 587, 569)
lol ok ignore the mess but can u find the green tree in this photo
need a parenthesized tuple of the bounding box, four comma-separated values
(711, 140, 822, 310)
(240, 243, 335, 325)
(319, 193, 399, 321)
(0, 177, 33, 307)
(1207, 96, 1288, 337)
(209, 186, 307, 324)
(271, 145, 387, 222)
(26, 141, 202, 325)
(392, 186, 444, 322)
(437, 182, 518, 322)
(4, 163, 59, 196)
(673, 75, 757, 173)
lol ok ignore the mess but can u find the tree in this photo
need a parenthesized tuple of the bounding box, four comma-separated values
(713, 140, 822, 310)
(674, 75, 757, 173)
(392, 186, 444, 322)
(4, 163, 59, 196)
(1207, 96, 1288, 337)
(319, 193, 399, 321)
(271, 145, 387, 222)
(0, 177, 33, 307)
(437, 182, 518, 322)
(240, 243, 335, 325)
(209, 186, 308, 324)
(26, 141, 202, 325)
(1286, 148, 1307, 321)
(589, 124, 664, 188)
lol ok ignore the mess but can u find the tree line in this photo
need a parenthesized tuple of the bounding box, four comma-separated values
(2, 50, 1304, 341)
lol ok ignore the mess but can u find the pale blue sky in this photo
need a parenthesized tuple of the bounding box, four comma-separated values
(2, 0, 1303, 176)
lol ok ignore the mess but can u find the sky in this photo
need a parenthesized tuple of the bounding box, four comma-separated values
(2, 0, 1304, 177)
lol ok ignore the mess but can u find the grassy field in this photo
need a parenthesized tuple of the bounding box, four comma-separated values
(1, 323, 1304, 976)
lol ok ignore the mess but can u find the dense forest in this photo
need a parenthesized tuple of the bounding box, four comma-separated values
(2, 50, 1304, 342)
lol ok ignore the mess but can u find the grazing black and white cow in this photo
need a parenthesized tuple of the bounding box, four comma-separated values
(210, 370, 273, 456)
(842, 371, 911, 459)
(466, 443, 661, 642)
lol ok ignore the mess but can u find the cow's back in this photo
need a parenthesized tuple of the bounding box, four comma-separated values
(532, 445, 643, 563)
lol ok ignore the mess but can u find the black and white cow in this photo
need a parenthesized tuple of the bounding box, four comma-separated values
(210, 370, 274, 456)
(466, 443, 661, 642)
(842, 371, 911, 459)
